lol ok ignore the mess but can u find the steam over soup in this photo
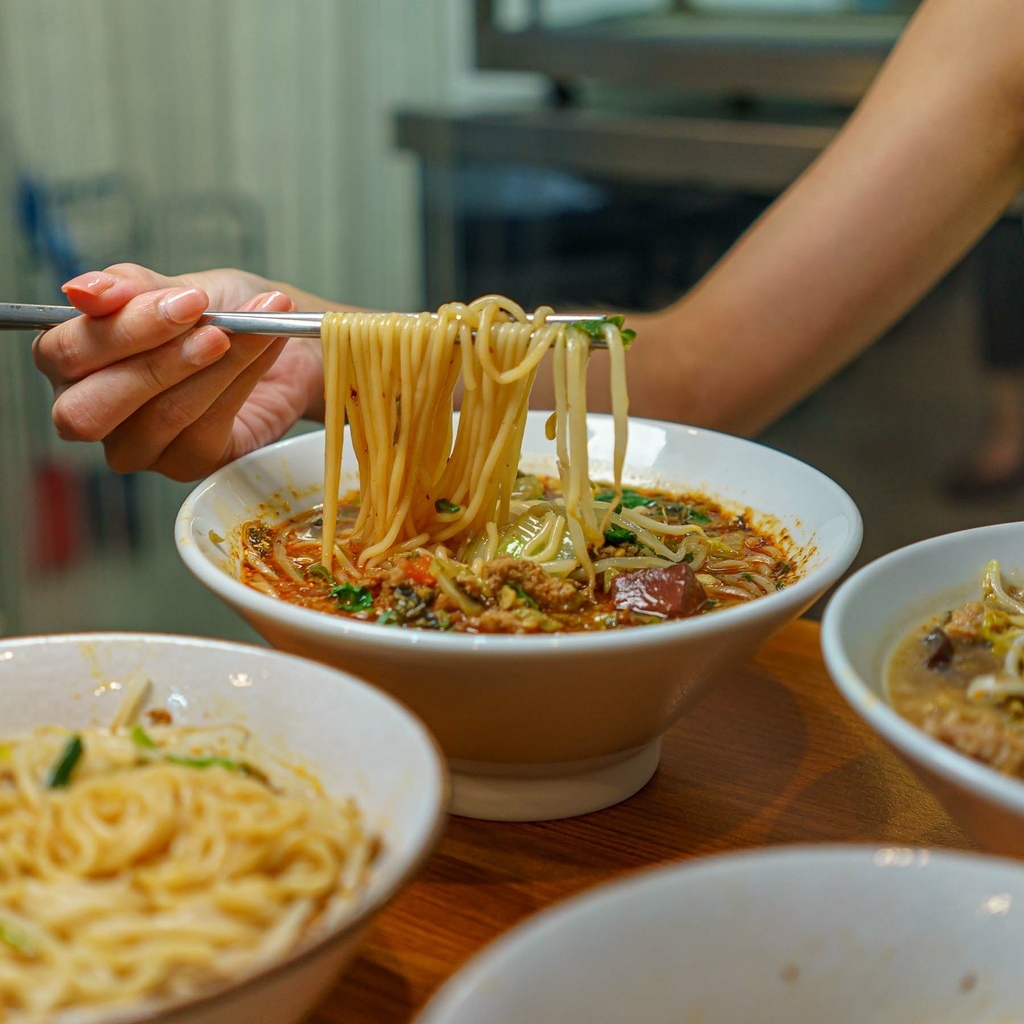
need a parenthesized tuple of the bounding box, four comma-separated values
(239, 475, 798, 634)
(888, 560, 1024, 777)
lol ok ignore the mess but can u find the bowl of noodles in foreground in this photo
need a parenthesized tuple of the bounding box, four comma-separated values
(822, 520, 1024, 857)
(0, 632, 447, 1024)
(176, 411, 862, 822)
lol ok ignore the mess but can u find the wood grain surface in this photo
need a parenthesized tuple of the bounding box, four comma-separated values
(312, 618, 973, 1023)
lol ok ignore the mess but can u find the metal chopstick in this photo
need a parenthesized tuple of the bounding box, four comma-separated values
(0, 303, 611, 343)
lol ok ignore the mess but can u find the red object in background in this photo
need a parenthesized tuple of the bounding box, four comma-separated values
(31, 462, 83, 571)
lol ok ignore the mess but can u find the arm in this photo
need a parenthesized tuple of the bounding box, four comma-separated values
(606, 0, 1024, 435)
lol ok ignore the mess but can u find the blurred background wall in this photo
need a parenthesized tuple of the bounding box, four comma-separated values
(0, 0, 540, 638)
(0, 0, 1017, 638)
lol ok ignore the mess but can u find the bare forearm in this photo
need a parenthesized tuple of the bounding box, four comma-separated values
(628, 0, 1024, 435)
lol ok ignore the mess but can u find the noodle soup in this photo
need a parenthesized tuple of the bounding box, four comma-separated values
(239, 475, 798, 634)
(887, 559, 1024, 779)
(249, 296, 797, 636)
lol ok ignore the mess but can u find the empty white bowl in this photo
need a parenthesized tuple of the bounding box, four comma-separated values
(822, 521, 1024, 856)
(176, 412, 861, 821)
(0, 632, 447, 1024)
(415, 845, 1024, 1024)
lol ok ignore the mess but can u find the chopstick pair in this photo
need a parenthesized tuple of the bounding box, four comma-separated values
(0, 304, 613, 344)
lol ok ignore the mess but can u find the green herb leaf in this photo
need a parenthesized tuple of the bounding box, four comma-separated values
(740, 572, 754, 582)
(377, 610, 398, 626)
(129, 724, 157, 749)
(305, 562, 336, 583)
(603, 524, 637, 547)
(329, 583, 374, 612)
(47, 734, 83, 788)
(434, 498, 461, 514)
(569, 315, 636, 348)
(594, 488, 657, 511)
(687, 508, 712, 525)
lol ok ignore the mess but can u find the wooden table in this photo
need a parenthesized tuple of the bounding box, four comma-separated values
(314, 619, 973, 1023)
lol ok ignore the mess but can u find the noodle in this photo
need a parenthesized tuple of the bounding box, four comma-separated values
(0, 691, 375, 1022)
(318, 296, 625, 581)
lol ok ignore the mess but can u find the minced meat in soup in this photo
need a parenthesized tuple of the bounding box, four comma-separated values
(239, 475, 797, 635)
(887, 560, 1024, 777)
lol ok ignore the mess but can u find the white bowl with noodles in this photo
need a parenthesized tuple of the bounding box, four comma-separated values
(413, 845, 1024, 1024)
(0, 632, 447, 1024)
(822, 521, 1024, 857)
(176, 412, 862, 822)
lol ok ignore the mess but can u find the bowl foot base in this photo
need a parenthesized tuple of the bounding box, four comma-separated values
(448, 740, 661, 821)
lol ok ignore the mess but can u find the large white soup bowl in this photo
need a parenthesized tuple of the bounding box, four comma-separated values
(822, 521, 1024, 856)
(0, 632, 446, 1024)
(414, 846, 1024, 1024)
(177, 412, 861, 821)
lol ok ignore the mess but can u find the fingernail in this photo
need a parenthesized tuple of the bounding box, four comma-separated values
(62, 271, 116, 297)
(160, 287, 206, 325)
(256, 290, 294, 311)
(181, 326, 229, 367)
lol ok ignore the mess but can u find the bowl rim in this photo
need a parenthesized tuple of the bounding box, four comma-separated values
(820, 521, 1024, 816)
(175, 414, 863, 654)
(0, 630, 450, 1024)
(414, 842, 1024, 1022)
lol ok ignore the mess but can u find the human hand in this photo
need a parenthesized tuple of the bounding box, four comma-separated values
(33, 263, 325, 481)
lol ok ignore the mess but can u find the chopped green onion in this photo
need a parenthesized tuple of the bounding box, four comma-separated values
(47, 734, 83, 788)
(163, 753, 269, 784)
(165, 753, 242, 772)
(512, 584, 539, 609)
(129, 724, 157, 749)
(434, 498, 461, 514)
(0, 919, 37, 957)
(687, 508, 712, 525)
(329, 583, 373, 611)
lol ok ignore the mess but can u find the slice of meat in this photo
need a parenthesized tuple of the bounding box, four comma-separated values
(610, 562, 708, 620)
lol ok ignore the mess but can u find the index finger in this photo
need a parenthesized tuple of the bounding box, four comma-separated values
(61, 263, 177, 317)
(33, 283, 211, 387)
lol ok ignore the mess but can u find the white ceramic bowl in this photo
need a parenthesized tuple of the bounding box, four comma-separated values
(0, 632, 447, 1024)
(822, 521, 1024, 856)
(176, 412, 861, 821)
(415, 845, 1024, 1024)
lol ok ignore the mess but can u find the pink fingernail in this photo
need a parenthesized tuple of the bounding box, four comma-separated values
(62, 271, 116, 297)
(160, 287, 206, 325)
(181, 326, 229, 366)
(257, 291, 293, 311)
